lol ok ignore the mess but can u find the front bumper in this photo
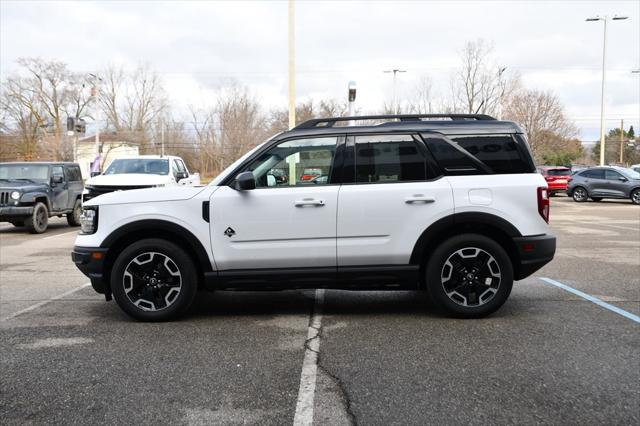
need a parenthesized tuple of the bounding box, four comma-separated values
(512, 234, 556, 280)
(0, 206, 34, 220)
(72, 246, 110, 298)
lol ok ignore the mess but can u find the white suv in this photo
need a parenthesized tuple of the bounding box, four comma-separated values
(72, 114, 556, 321)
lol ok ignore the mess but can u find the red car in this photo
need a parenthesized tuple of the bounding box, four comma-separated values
(538, 166, 571, 195)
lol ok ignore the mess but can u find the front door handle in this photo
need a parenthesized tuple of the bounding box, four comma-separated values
(295, 198, 325, 207)
(405, 194, 435, 204)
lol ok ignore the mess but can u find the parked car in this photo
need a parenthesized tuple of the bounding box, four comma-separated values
(300, 168, 323, 181)
(72, 114, 556, 321)
(83, 155, 200, 203)
(537, 166, 571, 195)
(567, 166, 640, 204)
(631, 164, 640, 174)
(0, 162, 83, 233)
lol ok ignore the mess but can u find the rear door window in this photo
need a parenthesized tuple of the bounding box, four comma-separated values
(422, 136, 482, 175)
(354, 135, 429, 183)
(580, 169, 605, 179)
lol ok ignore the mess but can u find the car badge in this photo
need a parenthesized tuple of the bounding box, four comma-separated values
(224, 227, 236, 237)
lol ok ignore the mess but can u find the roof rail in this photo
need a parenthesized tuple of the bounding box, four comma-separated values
(293, 114, 496, 129)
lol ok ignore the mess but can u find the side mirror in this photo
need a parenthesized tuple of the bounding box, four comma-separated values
(618, 176, 628, 182)
(51, 175, 63, 185)
(176, 171, 188, 181)
(90, 171, 100, 177)
(234, 171, 256, 191)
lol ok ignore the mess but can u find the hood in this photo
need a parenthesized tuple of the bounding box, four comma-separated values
(86, 173, 171, 187)
(84, 185, 211, 206)
(0, 180, 48, 192)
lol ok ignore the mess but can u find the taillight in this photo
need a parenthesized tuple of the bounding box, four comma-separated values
(537, 187, 550, 223)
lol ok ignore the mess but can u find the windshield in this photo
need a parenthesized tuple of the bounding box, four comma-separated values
(0, 164, 49, 181)
(103, 159, 169, 175)
(618, 168, 640, 180)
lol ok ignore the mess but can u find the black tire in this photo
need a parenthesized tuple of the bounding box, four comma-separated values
(25, 202, 48, 234)
(631, 189, 640, 205)
(425, 234, 514, 318)
(66, 199, 82, 226)
(110, 238, 198, 321)
(572, 186, 588, 202)
(591, 197, 602, 202)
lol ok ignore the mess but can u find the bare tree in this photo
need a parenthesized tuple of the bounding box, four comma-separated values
(502, 88, 579, 162)
(451, 40, 514, 116)
(98, 64, 168, 152)
(0, 58, 91, 160)
(407, 75, 436, 114)
(190, 83, 268, 178)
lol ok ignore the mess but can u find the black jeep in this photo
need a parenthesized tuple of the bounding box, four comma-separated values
(0, 162, 84, 233)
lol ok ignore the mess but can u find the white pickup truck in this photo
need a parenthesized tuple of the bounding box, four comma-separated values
(83, 155, 200, 203)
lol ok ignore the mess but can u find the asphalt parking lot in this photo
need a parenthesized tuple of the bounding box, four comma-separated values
(1, 197, 638, 425)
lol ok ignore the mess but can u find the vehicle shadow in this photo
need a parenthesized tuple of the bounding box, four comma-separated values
(187, 289, 450, 319)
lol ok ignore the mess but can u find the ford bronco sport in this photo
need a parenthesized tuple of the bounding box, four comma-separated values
(72, 114, 556, 321)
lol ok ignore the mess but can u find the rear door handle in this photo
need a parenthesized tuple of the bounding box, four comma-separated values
(295, 198, 325, 207)
(405, 194, 435, 204)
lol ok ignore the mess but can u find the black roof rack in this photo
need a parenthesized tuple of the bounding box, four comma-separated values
(293, 114, 496, 130)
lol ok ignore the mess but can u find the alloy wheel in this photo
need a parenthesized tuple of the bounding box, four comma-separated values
(632, 190, 640, 205)
(123, 252, 182, 311)
(573, 187, 587, 202)
(441, 247, 501, 307)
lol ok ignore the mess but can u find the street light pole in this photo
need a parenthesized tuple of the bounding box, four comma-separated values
(288, 0, 295, 129)
(89, 73, 101, 163)
(586, 15, 628, 166)
(383, 69, 407, 114)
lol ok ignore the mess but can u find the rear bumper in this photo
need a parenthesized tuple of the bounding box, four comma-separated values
(0, 206, 34, 219)
(71, 246, 109, 296)
(512, 234, 556, 280)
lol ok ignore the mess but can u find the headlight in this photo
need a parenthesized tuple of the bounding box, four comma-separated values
(80, 206, 98, 234)
(10, 191, 20, 200)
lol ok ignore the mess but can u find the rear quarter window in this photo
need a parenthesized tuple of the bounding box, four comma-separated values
(452, 135, 533, 174)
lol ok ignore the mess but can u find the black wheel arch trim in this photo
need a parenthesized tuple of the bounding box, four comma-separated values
(100, 220, 213, 274)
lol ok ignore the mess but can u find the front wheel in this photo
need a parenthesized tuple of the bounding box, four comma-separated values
(111, 239, 198, 321)
(67, 199, 82, 226)
(631, 189, 640, 205)
(25, 202, 48, 234)
(572, 187, 588, 202)
(425, 234, 514, 318)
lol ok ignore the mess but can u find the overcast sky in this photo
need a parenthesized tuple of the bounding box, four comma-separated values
(1, 0, 639, 140)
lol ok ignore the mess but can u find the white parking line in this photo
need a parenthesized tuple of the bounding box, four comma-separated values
(293, 289, 325, 426)
(1, 283, 91, 321)
(42, 230, 79, 240)
(539, 277, 640, 324)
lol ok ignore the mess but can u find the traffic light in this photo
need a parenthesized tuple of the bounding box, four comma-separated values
(66, 117, 86, 134)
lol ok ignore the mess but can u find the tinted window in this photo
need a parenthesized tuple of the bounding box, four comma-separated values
(546, 168, 570, 176)
(605, 170, 623, 181)
(245, 137, 337, 188)
(452, 136, 531, 174)
(64, 166, 81, 181)
(423, 136, 480, 175)
(580, 169, 604, 179)
(354, 135, 427, 183)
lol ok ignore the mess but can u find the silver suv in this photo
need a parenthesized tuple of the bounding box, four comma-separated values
(567, 166, 640, 204)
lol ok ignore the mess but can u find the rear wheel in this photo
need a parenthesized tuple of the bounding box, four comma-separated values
(572, 186, 588, 202)
(631, 189, 640, 205)
(111, 238, 198, 321)
(66, 199, 82, 226)
(426, 234, 513, 318)
(25, 202, 48, 234)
